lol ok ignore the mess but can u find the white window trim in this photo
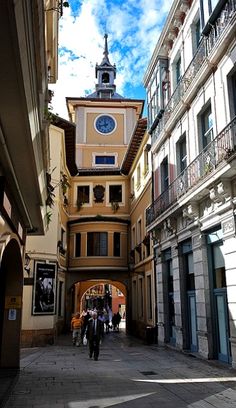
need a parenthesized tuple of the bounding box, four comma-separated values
(105, 181, 125, 206)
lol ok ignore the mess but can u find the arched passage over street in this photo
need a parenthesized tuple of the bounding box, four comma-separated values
(65, 273, 130, 332)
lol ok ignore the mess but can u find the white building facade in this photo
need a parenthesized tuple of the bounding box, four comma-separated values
(144, 0, 236, 366)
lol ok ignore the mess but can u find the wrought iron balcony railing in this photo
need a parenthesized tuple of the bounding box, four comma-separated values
(146, 116, 236, 226)
(152, 0, 236, 145)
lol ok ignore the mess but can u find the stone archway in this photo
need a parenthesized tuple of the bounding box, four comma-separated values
(0, 235, 23, 368)
(65, 273, 130, 332)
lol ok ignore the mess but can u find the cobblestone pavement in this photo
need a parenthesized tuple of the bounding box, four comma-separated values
(2, 330, 236, 407)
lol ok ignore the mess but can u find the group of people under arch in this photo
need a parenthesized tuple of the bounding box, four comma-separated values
(70, 306, 122, 348)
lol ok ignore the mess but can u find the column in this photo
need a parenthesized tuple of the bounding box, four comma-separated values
(171, 239, 183, 349)
(192, 228, 211, 359)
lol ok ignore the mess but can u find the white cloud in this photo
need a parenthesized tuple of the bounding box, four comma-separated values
(50, 0, 171, 119)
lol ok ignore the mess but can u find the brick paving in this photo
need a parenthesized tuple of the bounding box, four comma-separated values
(2, 329, 236, 407)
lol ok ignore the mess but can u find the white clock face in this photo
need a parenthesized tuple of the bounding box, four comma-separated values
(95, 115, 116, 134)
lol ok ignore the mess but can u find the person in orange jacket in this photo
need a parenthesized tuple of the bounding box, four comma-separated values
(71, 312, 83, 346)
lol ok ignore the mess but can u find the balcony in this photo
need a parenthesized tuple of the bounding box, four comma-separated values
(146, 116, 236, 227)
(151, 0, 236, 146)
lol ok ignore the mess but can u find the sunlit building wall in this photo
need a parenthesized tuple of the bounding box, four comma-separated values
(144, 0, 236, 366)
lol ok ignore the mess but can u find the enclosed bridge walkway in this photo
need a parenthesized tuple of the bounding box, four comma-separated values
(2, 329, 236, 407)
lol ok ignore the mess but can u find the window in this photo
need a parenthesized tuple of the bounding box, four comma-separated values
(175, 56, 181, 85)
(87, 232, 108, 256)
(61, 228, 66, 249)
(95, 156, 115, 165)
(182, 240, 194, 291)
(109, 185, 122, 203)
(212, 244, 226, 289)
(192, 18, 201, 55)
(137, 219, 142, 244)
(147, 275, 152, 320)
(58, 281, 64, 317)
(227, 69, 236, 118)
(131, 176, 135, 197)
(200, 0, 219, 28)
(144, 234, 150, 257)
(201, 104, 213, 148)
(75, 233, 81, 257)
(113, 232, 120, 257)
(138, 278, 144, 318)
(148, 74, 159, 124)
(195, 19, 201, 48)
(77, 186, 90, 204)
(132, 226, 136, 249)
(177, 134, 187, 174)
(137, 164, 141, 188)
(161, 156, 169, 192)
(144, 148, 149, 175)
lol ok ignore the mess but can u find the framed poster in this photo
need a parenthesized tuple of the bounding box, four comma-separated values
(33, 262, 56, 315)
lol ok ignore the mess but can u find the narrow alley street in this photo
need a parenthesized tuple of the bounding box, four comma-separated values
(2, 328, 236, 408)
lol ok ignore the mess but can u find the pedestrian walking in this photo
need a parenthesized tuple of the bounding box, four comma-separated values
(86, 311, 103, 360)
(81, 309, 91, 342)
(71, 312, 83, 346)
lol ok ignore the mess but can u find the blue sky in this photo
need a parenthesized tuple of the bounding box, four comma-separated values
(51, 0, 172, 119)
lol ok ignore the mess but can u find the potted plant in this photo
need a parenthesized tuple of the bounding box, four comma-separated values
(111, 201, 119, 213)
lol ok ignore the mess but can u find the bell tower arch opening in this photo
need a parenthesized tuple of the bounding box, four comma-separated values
(102, 72, 110, 84)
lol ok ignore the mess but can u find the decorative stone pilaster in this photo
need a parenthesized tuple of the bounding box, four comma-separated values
(156, 252, 165, 344)
(192, 229, 211, 359)
(171, 239, 183, 349)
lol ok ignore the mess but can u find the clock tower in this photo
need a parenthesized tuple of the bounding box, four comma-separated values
(65, 34, 145, 330)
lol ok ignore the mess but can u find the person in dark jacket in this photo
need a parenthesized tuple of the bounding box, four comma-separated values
(86, 311, 103, 360)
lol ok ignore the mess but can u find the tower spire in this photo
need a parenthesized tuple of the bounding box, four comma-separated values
(102, 33, 110, 64)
